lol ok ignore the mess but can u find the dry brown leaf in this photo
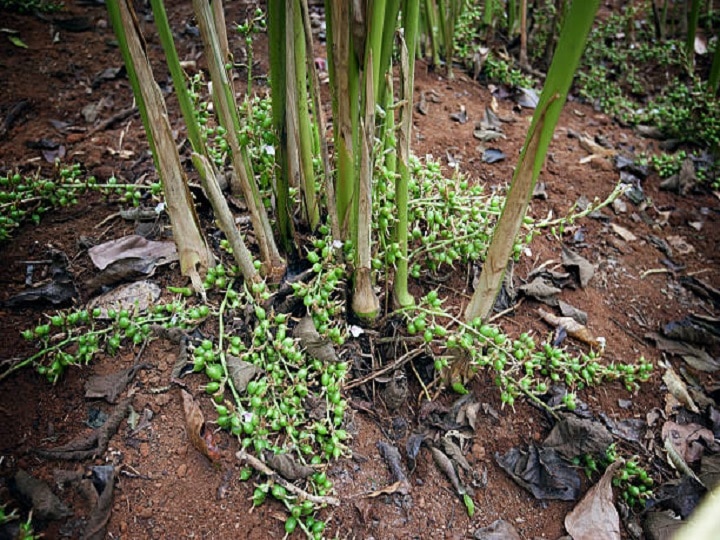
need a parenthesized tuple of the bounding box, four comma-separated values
(661, 421, 715, 464)
(180, 389, 221, 462)
(662, 366, 699, 413)
(538, 309, 603, 349)
(565, 462, 621, 540)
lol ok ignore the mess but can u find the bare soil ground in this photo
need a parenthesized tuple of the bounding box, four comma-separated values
(1, 2, 719, 539)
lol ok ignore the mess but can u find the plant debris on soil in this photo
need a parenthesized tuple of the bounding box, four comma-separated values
(1, 1, 720, 539)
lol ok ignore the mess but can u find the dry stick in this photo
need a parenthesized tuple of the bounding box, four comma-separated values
(345, 347, 425, 390)
(235, 450, 340, 506)
(87, 106, 138, 136)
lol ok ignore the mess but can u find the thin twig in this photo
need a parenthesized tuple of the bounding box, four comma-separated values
(640, 268, 670, 279)
(409, 358, 431, 403)
(345, 347, 425, 390)
(235, 450, 340, 506)
(487, 298, 524, 323)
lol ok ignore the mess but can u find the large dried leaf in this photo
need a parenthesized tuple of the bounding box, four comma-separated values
(3, 249, 77, 307)
(496, 444, 581, 501)
(649, 333, 720, 372)
(180, 390, 221, 462)
(661, 421, 715, 464)
(562, 246, 594, 288)
(565, 462, 621, 540)
(13, 469, 72, 521)
(543, 415, 613, 460)
(83, 465, 115, 540)
(265, 452, 313, 480)
(85, 364, 149, 403)
(294, 316, 338, 363)
(377, 441, 409, 495)
(642, 510, 684, 540)
(88, 235, 177, 271)
(519, 277, 561, 305)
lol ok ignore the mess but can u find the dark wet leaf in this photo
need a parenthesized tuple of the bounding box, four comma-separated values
(226, 355, 261, 393)
(34, 397, 132, 461)
(648, 333, 720, 372)
(88, 235, 178, 271)
(473, 519, 521, 540)
(480, 106, 501, 130)
(85, 364, 149, 403)
(519, 277, 561, 305)
(406, 433, 426, 470)
(181, 390, 221, 462)
(431, 446, 466, 496)
(679, 276, 720, 311)
(562, 247, 594, 288)
(663, 316, 720, 347)
(13, 469, 72, 521)
(84, 465, 116, 540)
(85, 257, 162, 292)
(599, 414, 645, 443)
(495, 444, 581, 501)
(265, 452, 314, 480)
(87, 408, 108, 429)
(652, 476, 705, 519)
(381, 370, 408, 412)
(3, 250, 77, 307)
(92, 66, 124, 88)
(482, 148, 506, 164)
(543, 415, 613, 460)
(42, 144, 66, 163)
(699, 453, 720, 489)
(642, 510, 683, 540)
(294, 316, 338, 363)
(516, 87, 539, 108)
(558, 300, 588, 325)
(565, 462, 621, 540)
(449, 106, 468, 124)
(614, 154, 649, 179)
(377, 441, 409, 494)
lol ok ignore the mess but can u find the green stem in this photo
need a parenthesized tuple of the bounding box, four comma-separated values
(292, 0, 320, 229)
(149, 0, 205, 155)
(267, 0, 292, 251)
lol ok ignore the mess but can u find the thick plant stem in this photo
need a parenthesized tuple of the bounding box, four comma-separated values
(292, 0, 320, 229)
(519, 0, 528, 69)
(393, 0, 420, 309)
(301, 0, 340, 241)
(193, 0, 285, 279)
(709, 38, 720, 95)
(465, 0, 599, 322)
(192, 154, 259, 283)
(267, 0, 292, 251)
(686, 0, 701, 71)
(352, 51, 380, 322)
(108, 0, 213, 292)
(327, 0, 359, 239)
(149, 0, 204, 156)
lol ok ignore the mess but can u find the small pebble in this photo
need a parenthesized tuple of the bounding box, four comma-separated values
(139, 507, 153, 519)
(139, 442, 150, 458)
(176, 464, 188, 478)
